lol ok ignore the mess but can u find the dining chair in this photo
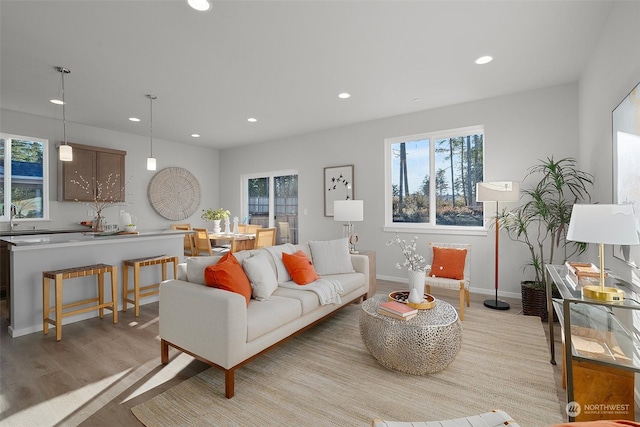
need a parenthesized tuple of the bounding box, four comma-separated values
(171, 223, 196, 256)
(424, 242, 471, 320)
(237, 224, 261, 234)
(192, 228, 215, 256)
(254, 227, 277, 248)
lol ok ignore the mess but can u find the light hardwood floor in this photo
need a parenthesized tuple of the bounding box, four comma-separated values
(0, 280, 565, 426)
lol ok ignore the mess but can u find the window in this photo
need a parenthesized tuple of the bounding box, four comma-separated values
(0, 133, 49, 222)
(242, 170, 298, 244)
(384, 125, 484, 232)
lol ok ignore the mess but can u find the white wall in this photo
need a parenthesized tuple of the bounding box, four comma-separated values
(219, 83, 580, 298)
(578, 0, 640, 285)
(1, 109, 220, 231)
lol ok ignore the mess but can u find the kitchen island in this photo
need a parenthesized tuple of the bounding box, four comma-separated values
(2, 230, 185, 338)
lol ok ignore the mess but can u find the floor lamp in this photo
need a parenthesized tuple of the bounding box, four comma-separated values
(476, 181, 520, 310)
(567, 204, 639, 301)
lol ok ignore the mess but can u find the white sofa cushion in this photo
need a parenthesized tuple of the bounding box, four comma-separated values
(309, 238, 354, 275)
(263, 243, 297, 283)
(243, 253, 278, 301)
(246, 295, 302, 342)
(186, 255, 223, 285)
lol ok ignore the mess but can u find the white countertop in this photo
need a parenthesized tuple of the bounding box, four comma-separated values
(2, 229, 188, 249)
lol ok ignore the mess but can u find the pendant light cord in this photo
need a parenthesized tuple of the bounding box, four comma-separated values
(61, 71, 67, 144)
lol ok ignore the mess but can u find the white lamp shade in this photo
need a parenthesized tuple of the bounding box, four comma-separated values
(59, 144, 73, 162)
(187, 0, 211, 11)
(334, 200, 364, 222)
(476, 181, 520, 202)
(146, 157, 157, 171)
(567, 204, 639, 245)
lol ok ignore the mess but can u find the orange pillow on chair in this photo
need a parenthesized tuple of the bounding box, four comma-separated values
(282, 251, 319, 285)
(430, 247, 467, 280)
(204, 253, 252, 306)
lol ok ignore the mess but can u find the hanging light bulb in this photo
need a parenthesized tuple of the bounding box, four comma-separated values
(146, 94, 157, 171)
(55, 66, 73, 161)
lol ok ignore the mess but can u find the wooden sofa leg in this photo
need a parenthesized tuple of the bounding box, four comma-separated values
(225, 369, 235, 398)
(161, 339, 169, 364)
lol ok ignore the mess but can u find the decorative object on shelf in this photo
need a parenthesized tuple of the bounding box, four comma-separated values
(333, 199, 363, 253)
(233, 217, 239, 234)
(612, 80, 640, 270)
(476, 181, 520, 311)
(386, 233, 429, 296)
(148, 167, 201, 220)
(223, 217, 231, 235)
(119, 211, 137, 231)
(125, 224, 137, 232)
(324, 165, 354, 216)
(54, 66, 73, 162)
(497, 157, 593, 318)
(145, 94, 157, 171)
(202, 208, 230, 234)
(567, 204, 639, 301)
(71, 172, 130, 232)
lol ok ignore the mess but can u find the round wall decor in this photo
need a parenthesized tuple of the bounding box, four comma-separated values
(148, 167, 201, 220)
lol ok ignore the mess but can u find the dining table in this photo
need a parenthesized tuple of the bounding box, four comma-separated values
(208, 232, 256, 252)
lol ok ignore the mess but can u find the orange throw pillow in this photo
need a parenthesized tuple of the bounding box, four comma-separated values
(204, 253, 252, 305)
(430, 247, 467, 280)
(282, 251, 319, 285)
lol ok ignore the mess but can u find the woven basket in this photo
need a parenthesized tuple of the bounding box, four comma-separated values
(521, 281, 558, 322)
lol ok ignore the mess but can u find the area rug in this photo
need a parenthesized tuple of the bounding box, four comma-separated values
(132, 300, 563, 426)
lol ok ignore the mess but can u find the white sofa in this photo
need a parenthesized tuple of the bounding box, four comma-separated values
(159, 240, 370, 398)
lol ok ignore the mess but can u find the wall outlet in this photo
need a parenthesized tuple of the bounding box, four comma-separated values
(87, 209, 94, 218)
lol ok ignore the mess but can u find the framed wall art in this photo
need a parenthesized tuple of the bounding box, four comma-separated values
(612, 80, 640, 269)
(324, 165, 354, 216)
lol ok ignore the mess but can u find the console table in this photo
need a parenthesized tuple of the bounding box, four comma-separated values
(546, 264, 639, 422)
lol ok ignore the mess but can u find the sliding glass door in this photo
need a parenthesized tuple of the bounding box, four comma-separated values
(243, 170, 298, 244)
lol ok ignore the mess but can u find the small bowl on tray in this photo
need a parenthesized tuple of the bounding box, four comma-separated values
(388, 291, 436, 310)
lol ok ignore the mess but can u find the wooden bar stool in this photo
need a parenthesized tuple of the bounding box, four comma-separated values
(42, 263, 118, 341)
(122, 255, 178, 316)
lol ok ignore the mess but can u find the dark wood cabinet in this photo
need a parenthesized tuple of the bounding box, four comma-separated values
(59, 143, 126, 202)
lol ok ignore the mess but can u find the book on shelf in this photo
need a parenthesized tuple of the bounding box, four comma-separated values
(378, 301, 418, 317)
(377, 308, 418, 321)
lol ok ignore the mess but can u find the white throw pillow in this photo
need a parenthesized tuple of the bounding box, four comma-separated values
(309, 238, 354, 275)
(186, 255, 223, 285)
(242, 254, 278, 301)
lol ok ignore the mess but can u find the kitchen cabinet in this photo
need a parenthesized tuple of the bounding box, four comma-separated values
(59, 143, 126, 202)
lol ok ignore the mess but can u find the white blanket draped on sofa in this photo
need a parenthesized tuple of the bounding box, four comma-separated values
(278, 278, 344, 305)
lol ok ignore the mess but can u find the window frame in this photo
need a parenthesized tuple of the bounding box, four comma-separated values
(1, 133, 50, 222)
(383, 125, 486, 236)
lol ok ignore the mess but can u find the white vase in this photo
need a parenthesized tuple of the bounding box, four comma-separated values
(407, 269, 426, 298)
(212, 219, 222, 234)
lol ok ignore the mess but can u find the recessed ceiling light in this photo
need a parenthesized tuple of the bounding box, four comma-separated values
(50, 99, 64, 105)
(247, 118, 257, 123)
(187, 0, 211, 12)
(129, 117, 140, 122)
(191, 133, 200, 138)
(475, 56, 493, 65)
(338, 92, 351, 99)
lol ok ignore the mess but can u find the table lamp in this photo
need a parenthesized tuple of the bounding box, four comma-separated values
(334, 200, 364, 253)
(476, 181, 520, 310)
(567, 204, 639, 301)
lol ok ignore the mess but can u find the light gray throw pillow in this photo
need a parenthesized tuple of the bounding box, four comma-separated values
(242, 254, 278, 301)
(309, 238, 354, 275)
(186, 255, 223, 285)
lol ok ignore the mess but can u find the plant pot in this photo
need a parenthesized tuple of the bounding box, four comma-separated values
(521, 281, 559, 322)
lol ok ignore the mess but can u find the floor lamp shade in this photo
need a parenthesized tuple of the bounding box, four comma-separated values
(334, 200, 364, 253)
(567, 204, 639, 301)
(476, 181, 520, 311)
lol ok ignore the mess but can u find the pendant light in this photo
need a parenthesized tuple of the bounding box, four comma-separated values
(146, 94, 157, 171)
(55, 66, 73, 161)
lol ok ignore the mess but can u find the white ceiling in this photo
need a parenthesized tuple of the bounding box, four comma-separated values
(0, 1, 612, 149)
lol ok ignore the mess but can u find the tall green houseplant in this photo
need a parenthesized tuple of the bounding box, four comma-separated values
(498, 157, 593, 316)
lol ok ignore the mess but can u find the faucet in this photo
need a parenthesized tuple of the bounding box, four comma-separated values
(9, 204, 19, 230)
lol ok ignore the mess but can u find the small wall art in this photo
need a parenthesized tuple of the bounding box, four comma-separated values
(324, 165, 354, 216)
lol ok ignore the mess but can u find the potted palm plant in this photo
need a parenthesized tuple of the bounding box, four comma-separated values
(498, 157, 593, 321)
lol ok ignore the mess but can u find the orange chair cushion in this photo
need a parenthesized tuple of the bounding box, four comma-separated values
(204, 253, 252, 305)
(282, 251, 319, 285)
(429, 247, 467, 280)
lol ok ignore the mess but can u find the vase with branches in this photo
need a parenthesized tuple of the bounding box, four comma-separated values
(71, 172, 130, 232)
